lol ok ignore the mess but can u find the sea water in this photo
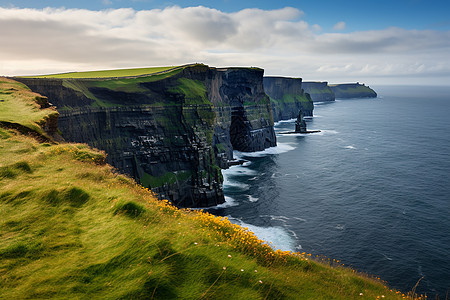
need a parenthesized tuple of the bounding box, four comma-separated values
(208, 85, 450, 297)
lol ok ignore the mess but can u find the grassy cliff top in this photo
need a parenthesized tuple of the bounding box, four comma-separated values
(0, 79, 415, 299)
(19, 65, 188, 79)
(0, 77, 58, 137)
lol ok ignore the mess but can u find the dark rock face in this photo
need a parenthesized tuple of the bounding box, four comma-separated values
(330, 83, 377, 99)
(295, 110, 307, 133)
(212, 69, 276, 156)
(15, 65, 276, 208)
(263, 76, 314, 121)
(302, 82, 335, 102)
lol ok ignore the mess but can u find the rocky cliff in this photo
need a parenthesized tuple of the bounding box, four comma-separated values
(330, 83, 377, 99)
(15, 64, 276, 208)
(263, 76, 314, 122)
(302, 81, 335, 102)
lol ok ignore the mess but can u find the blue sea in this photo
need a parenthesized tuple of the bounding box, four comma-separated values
(209, 85, 450, 297)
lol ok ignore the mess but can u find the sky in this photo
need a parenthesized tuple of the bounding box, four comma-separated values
(1, 0, 450, 85)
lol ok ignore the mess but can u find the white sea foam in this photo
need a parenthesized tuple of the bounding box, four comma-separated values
(248, 195, 259, 202)
(261, 215, 306, 223)
(309, 129, 339, 136)
(228, 217, 297, 252)
(344, 145, 356, 150)
(261, 215, 289, 223)
(277, 132, 313, 137)
(274, 118, 296, 126)
(335, 224, 346, 230)
(222, 165, 257, 177)
(223, 180, 249, 190)
(235, 143, 296, 158)
(214, 196, 238, 208)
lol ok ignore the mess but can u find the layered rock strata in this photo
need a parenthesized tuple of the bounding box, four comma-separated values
(263, 76, 314, 121)
(302, 81, 336, 102)
(15, 64, 276, 207)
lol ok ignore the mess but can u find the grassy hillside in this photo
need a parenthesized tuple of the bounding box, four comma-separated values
(0, 78, 58, 137)
(0, 77, 418, 299)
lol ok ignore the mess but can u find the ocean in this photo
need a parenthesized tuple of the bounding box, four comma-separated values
(208, 85, 450, 297)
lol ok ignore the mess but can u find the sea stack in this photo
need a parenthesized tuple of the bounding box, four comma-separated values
(295, 110, 307, 133)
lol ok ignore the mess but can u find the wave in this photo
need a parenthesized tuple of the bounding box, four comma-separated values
(261, 214, 307, 223)
(214, 196, 238, 209)
(235, 143, 296, 158)
(277, 132, 316, 137)
(344, 145, 356, 150)
(335, 224, 346, 230)
(248, 195, 259, 202)
(274, 118, 296, 126)
(222, 163, 257, 178)
(308, 129, 339, 136)
(228, 217, 297, 252)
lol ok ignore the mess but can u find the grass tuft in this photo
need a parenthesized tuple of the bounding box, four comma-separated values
(64, 187, 90, 207)
(13, 161, 32, 173)
(114, 201, 146, 218)
(0, 166, 16, 179)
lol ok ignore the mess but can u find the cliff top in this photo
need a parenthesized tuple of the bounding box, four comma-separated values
(0, 77, 59, 138)
(18, 64, 204, 79)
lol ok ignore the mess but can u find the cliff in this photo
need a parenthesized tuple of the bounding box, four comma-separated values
(330, 83, 377, 99)
(263, 76, 314, 121)
(15, 64, 276, 208)
(302, 81, 335, 102)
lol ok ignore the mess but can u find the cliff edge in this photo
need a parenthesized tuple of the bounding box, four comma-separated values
(302, 82, 335, 102)
(263, 76, 314, 121)
(330, 83, 377, 99)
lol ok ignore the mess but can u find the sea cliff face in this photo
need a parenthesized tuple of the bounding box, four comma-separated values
(263, 76, 314, 121)
(15, 65, 276, 207)
(330, 83, 377, 99)
(302, 81, 335, 102)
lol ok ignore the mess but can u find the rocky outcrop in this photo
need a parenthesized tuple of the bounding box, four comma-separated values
(330, 83, 377, 99)
(263, 76, 314, 121)
(15, 64, 276, 208)
(302, 82, 335, 102)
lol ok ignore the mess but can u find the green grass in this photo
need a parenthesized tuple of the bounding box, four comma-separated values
(0, 78, 417, 299)
(21, 66, 181, 79)
(0, 78, 58, 136)
(330, 84, 377, 96)
(169, 78, 210, 105)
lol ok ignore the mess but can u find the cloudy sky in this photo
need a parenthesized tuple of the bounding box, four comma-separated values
(1, 0, 450, 85)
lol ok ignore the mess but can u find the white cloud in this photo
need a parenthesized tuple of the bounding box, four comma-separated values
(0, 6, 449, 84)
(333, 21, 346, 31)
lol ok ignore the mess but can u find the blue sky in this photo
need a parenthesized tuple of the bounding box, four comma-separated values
(1, 0, 450, 84)
(3, 0, 450, 31)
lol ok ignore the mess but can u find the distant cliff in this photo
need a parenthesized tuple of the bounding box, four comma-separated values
(263, 76, 314, 121)
(301, 82, 335, 102)
(330, 83, 377, 99)
(15, 64, 276, 208)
